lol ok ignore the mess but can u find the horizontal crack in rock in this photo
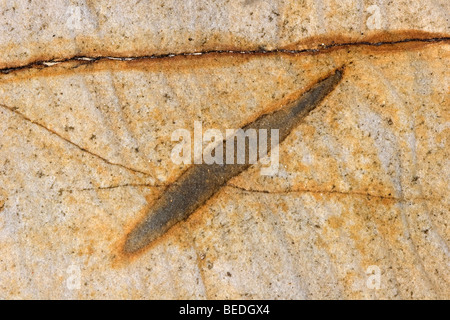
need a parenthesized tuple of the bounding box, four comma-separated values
(226, 184, 442, 203)
(0, 37, 448, 75)
(57, 182, 442, 204)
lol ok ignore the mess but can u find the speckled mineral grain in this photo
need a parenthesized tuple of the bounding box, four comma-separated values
(0, 0, 448, 299)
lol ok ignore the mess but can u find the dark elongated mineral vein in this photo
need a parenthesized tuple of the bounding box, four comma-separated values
(123, 67, 344, 254)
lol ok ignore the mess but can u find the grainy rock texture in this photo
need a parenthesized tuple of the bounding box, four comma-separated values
(0, 0, 448, 299)
(0, 0, 448, 68)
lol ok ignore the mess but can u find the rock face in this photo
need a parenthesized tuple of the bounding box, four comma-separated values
(0, 1, 448, 299)
(1, 0, 448, 69)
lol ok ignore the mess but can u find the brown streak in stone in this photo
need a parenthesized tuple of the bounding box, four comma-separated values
(0, 31, 448, 76)
(281, 30, 449, 51)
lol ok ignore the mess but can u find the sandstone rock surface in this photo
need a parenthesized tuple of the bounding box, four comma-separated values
(0, 1, 448, 299)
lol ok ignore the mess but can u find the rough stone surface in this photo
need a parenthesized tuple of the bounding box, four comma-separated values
(0, 0, 448, 68)
(0, 1, 448, 300)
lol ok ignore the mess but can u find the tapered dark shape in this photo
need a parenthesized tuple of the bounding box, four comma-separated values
(123, 67, 344, 254)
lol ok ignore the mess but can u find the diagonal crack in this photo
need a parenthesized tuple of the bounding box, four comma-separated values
(58, 183, 165, 194)
(0, 37, 448, 75)
(0, 103, 152, 177)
